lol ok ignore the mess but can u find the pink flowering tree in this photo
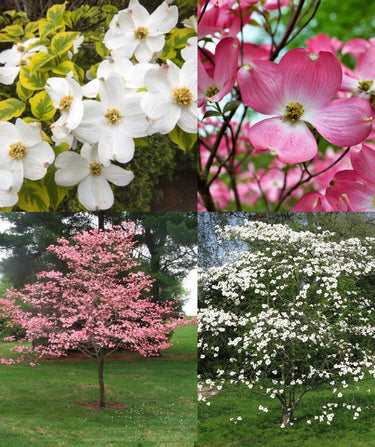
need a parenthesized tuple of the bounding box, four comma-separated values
(0, 223, 182, 408)
(198, 0, 375, 211)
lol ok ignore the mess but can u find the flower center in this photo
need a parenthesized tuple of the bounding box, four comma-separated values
(358, 79, 373, 92)
(173, 87, 193, 107)
(89, 161, 102, 177)
(104, 108, 122, 125)
(134, 26, 149, 41)
(206, 86, 220, 98)
(59, 95, 74, 112)
(284, 101, 304, 122)
(8, 142, 27, 160)
(17, 45, 25, 52)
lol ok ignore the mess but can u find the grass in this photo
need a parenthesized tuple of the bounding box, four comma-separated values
(197, 378, 375, 447)
(0, 322, 197, 447)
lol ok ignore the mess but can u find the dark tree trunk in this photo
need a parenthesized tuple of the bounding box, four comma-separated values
(97, 351, 105, 408)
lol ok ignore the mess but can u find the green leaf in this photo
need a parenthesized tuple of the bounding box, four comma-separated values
(0, 98, 25, 121)
(18, 179, 50, 212)
(29, 90, 56, 121)
(168, 126, 197, 151)
(51, 31, 80, 56)
(95, 41, 110, 59)
(1, 24, 24, 38)
(202, 110, 222, 119)
(52, 61, 84, 82)
(43, 165, 68, 210)
(28, 52, 55, 72)
(47, 2, 67, 25)
(19, 66, 49, 91)
(38, 18, 57, 39)
(16, 81, 33, 102)
(223, 100, 242, 114)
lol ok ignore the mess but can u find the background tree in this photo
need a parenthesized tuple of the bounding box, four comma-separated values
(199, 218, 375, 426)
(0, 224, 183, 408)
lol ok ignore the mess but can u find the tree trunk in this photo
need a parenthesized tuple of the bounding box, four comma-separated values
(97, 351, 105, 408)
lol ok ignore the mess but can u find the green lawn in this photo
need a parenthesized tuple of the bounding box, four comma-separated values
(0, 323, 197, 447)
(197, 379, 375, 446)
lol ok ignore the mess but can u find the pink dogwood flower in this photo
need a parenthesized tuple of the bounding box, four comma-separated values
(237, 48, 373, 164)
(198, 37, 239, 103)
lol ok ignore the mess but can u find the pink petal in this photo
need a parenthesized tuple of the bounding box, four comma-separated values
(325, 170, 357, 211)
(279, 48, 342, 109)
(291, 191, 333, 211)
(357, 46, 375, 81)
(212, 37, 239, 99)
(248, 117, 317, 164)
(237, 60, 284, 115)
(198, 55, 214, 98)
(345, 180, 375, 211)
(308, 97, 372, 147)
(351, 143, 375, 183)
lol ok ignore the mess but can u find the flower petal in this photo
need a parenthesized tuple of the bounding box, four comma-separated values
(237, 60, 284, 115)
(291, 191, 333, 211)
(279, 48, 342, 109)
(351, 143, 375, 183)
(15, 119, 43, 148)
(248, 117, 318, 164)
(73, 101, 106, 144)
(55, 151, 89, 186)
(308, 97, 373, 147)
(23, 142, 55, 181)
(102, 164, 134, 186)
(77, 175, 114, 210)
(147, 2, 178, 35)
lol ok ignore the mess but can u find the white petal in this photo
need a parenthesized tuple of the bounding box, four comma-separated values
(0, 122, 17, 152)
(100, 74, 126, 107)
(78, 175, 114, 210)
(23, 142, 55, 181)
(64, 98, 84, 130)
(55, 151, 89, 186)
(0, 170, 13, 189)
(144, 65, 173, 93)
(177, 105, 197, 134)
(141, 93, 179, 134)
(147, 2, 178, 35)
(102, 164, 134, 186)
(0, 188, 18, 207)
(45, 77, 70, 108)
(0, 66, 20, 85)
(73, 101, 106, 144)
(127, 0, 150, 26)
(15, 119, 43, 147)
(82, 78, 100, 98)
(134, 41, 156, 63)
(98, 126, 135, 165)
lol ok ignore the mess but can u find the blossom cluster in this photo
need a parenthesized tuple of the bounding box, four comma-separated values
(198, 220, 375, 425)
(0, 223, 184, 364)
(0, 1, 197, 210)
(198, 0, 375, 211)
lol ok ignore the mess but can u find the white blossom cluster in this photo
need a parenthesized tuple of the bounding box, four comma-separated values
(198, 220, 375, 426)
(0, 0, 197, 210)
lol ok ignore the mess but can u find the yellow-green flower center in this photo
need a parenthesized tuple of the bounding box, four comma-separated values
(358, 79, 373, 92)
(173, 87, 193, 107)
(134, 26, 149, 41)
(206, 86, 220, 99)
(59, 95, 74, 112)
(284, 101, 304, 122)
(8, 142, 27, 160)
(89, 161, 102, 177)
(17, 45, 26, 53)
(104, 108, 122, 125)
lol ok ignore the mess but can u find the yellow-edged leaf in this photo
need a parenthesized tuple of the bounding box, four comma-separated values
(16, 80, 33, 102)
(25, 21, 38, 35)
(29, 90, 56, 121)
(43, 166, 68, 210)
(19, 66, 49, 91)
(51, 31, 80, 56)
(0, 98, 25, 121)
(47, 2, 67, 25)
(52, 60, 84, 82)
(28, 52, 55, 72)
(18, 179, 50, 212)
(1, 24, 24, 38)
(38, 18, 58, 39)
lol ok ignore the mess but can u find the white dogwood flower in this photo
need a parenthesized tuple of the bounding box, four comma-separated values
(73, 74, 150, 166)
(104, 0, 178, 62)
(0, 119, 54, 191)
(55, 143, 134, 210)
(141, 60, 197, 134)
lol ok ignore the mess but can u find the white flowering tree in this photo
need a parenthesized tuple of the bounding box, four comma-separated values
(198, 219, 375, 427)
(0, 0, 197, 211)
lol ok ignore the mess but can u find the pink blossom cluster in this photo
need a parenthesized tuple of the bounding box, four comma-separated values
(0, 223, 184, 365)
(198, 0, 375, 211)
